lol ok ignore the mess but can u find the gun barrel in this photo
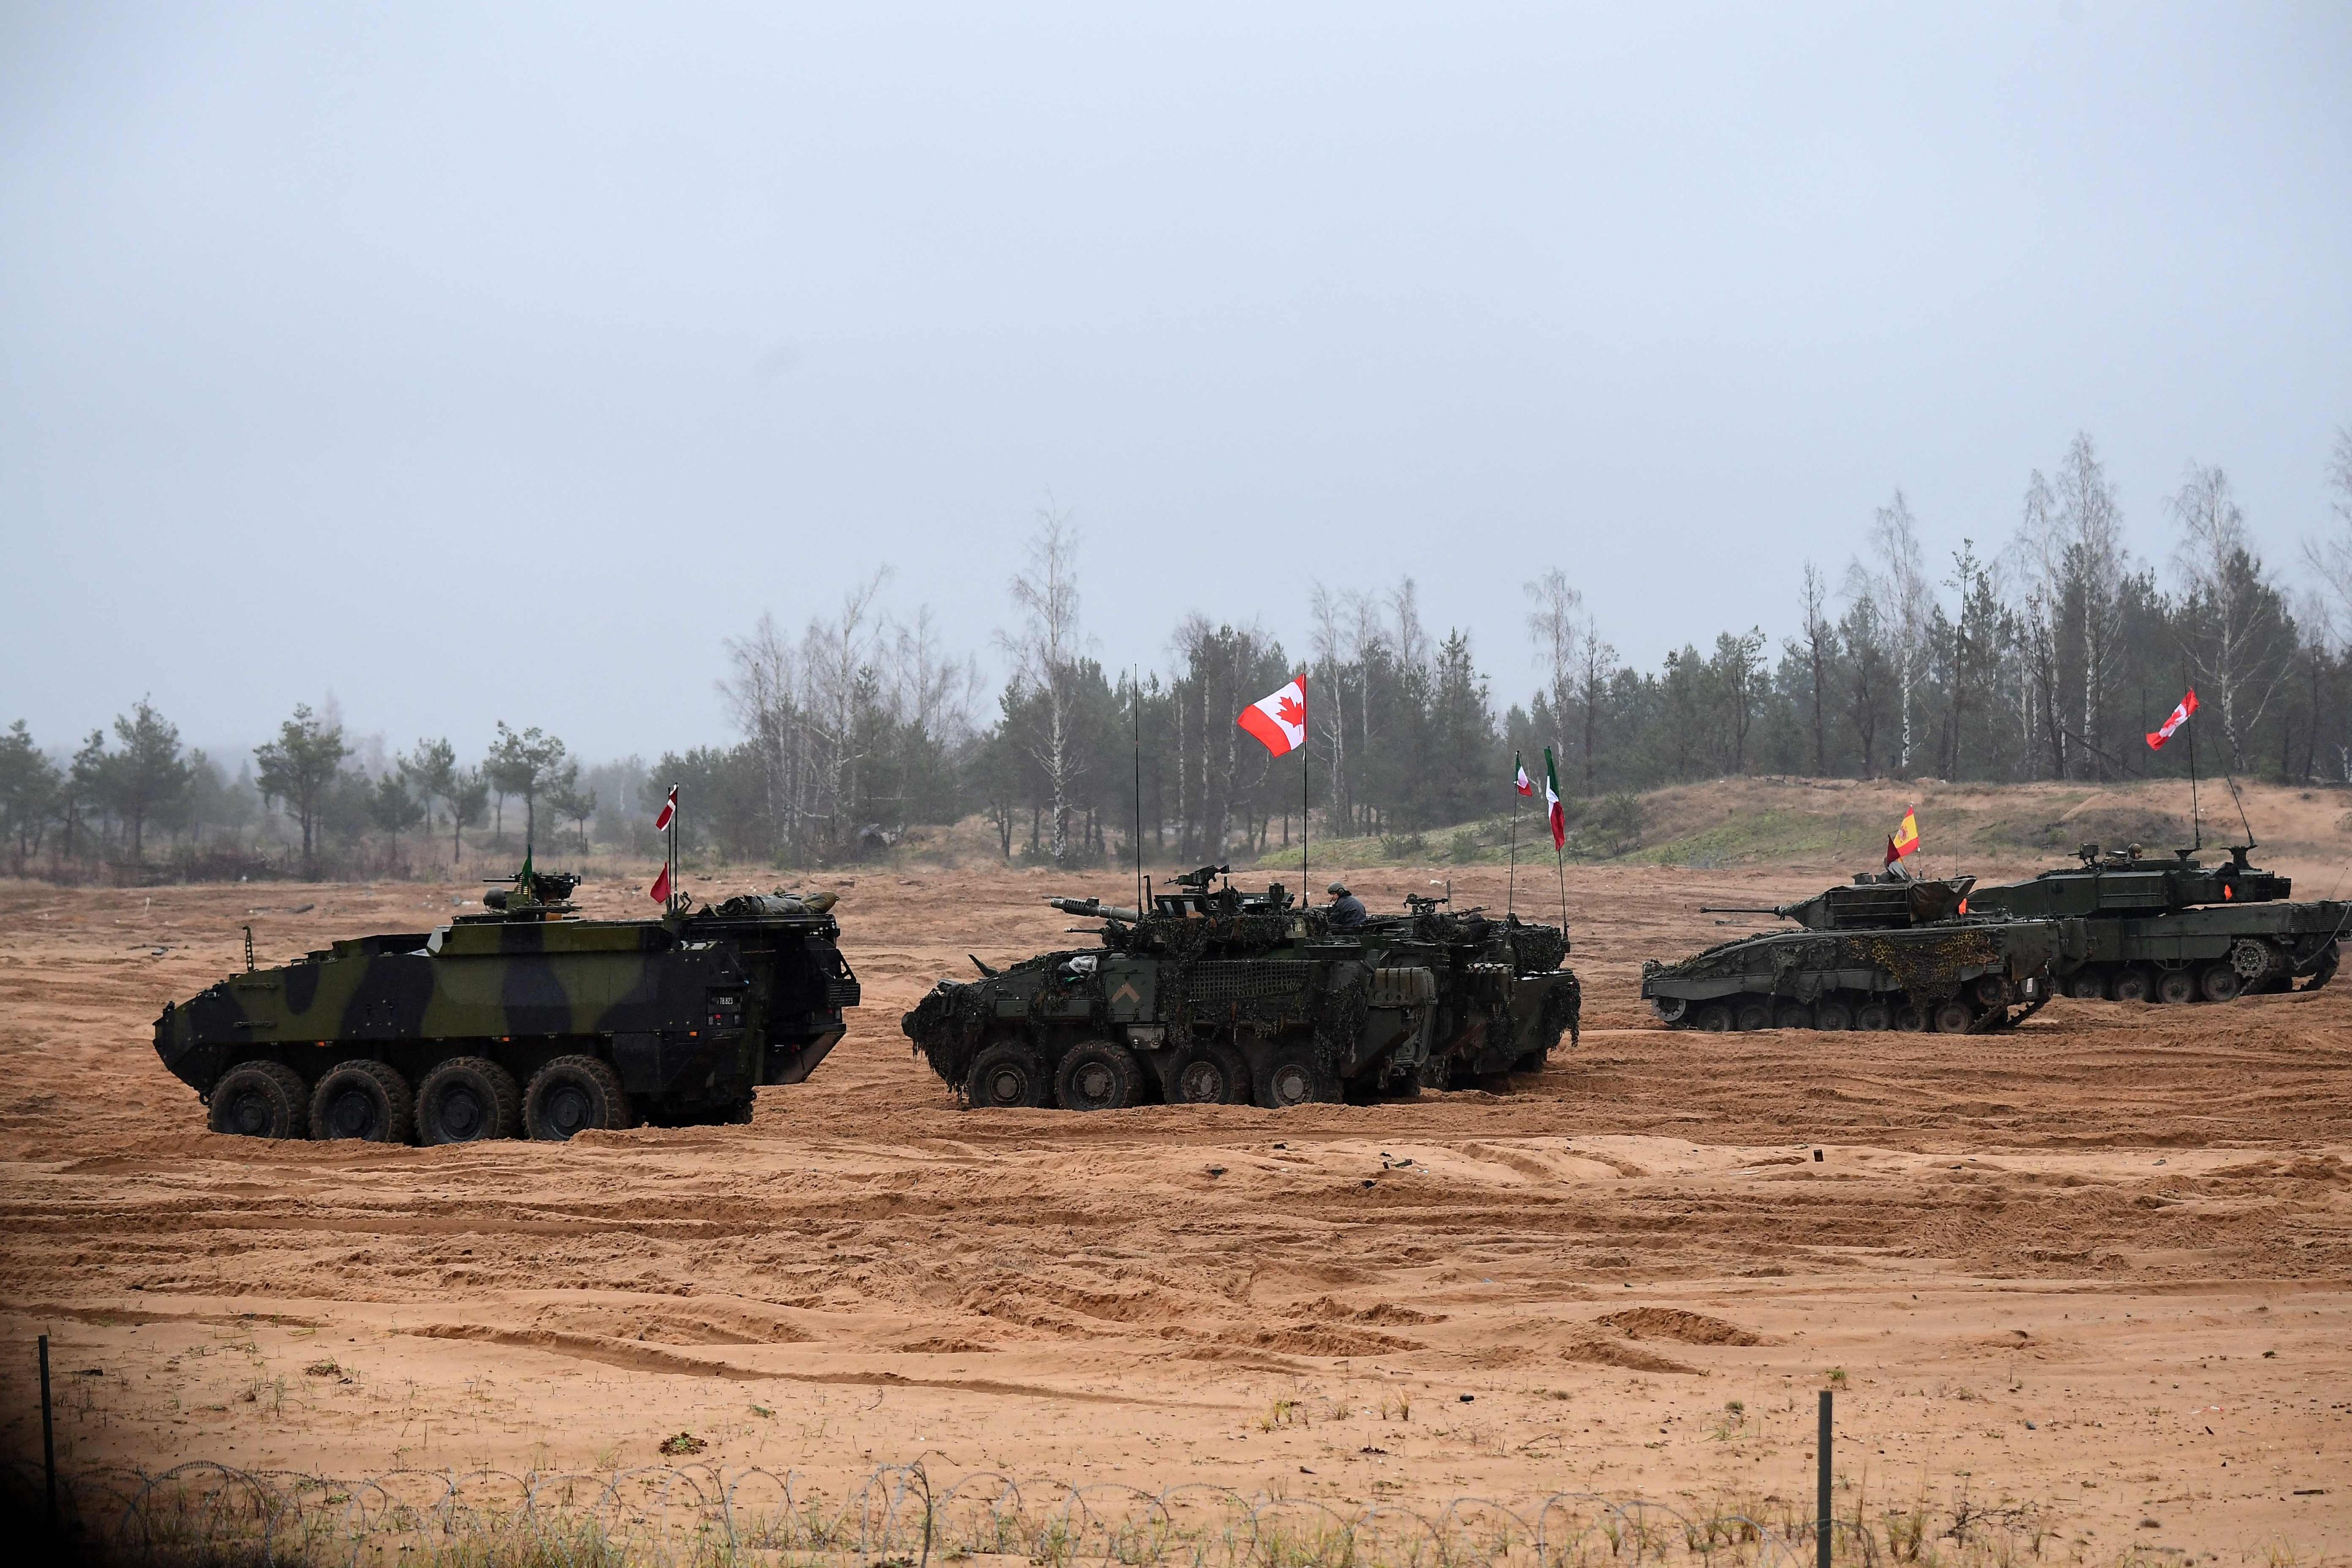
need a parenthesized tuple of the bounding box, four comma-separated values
(1697, 905, 1787, 916)
(1046, 897, 1141, 922)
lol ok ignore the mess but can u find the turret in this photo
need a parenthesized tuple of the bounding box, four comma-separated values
(1967, 843, 2288, 920)
(1702, 872, 1973, 931)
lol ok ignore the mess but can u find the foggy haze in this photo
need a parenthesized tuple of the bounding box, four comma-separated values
(4, 2, 2349, 763)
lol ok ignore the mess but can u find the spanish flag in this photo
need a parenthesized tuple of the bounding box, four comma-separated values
(1884, 807, 1920, 868)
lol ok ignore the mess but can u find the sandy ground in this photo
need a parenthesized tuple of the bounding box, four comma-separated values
(1, 848, 2348, 1559)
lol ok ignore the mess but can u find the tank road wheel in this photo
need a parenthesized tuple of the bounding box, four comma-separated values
(1932, 999, 1978, 1034)
(2067, 971, 2108, 1001)
(1693, 1004, 1733, 1033)
(1055, 1040, 1146, 1112)
(523, 1055, 635, 1141)
(1732, 1001, 1772, 1032)
(1813, 999, 1852, 1032)
(2156, 969, 2197, 1006)
(308, 1060, 414, 1144)
(1649, 996, 1689, 1026)
(1256, 1044, 1339, 1110)
(964, 1041, 1051, 1109)
(2110, 968, 2153, 1003)
(1893, 1004, 1928, 1033)
(2197, 964, 2243, 1003)
(207, 1061, 310, 1140)
(416, 1057, 521, 1145)
(1773, 1003, 1814, 1030)
(1971, 974, 2011, 1009)
(1852, 1000, 1893, 1032)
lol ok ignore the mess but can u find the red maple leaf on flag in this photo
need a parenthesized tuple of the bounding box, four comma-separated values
(1276, 694, 1305, 730)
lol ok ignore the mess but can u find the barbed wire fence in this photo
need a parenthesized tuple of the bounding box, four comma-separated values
(1, 1454, 2065, 1568)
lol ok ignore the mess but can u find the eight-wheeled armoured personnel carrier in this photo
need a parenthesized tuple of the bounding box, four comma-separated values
(1965, 843, 2345, 1002)
(157, 868, 859, 1143)
(901, 867, 1579, 1110)
(1640, 870, 2063, 1033)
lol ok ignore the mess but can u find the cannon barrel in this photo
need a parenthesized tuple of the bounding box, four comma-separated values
(1046, 895, 1142, 923)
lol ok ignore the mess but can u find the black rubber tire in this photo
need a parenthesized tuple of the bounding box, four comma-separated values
(1772, 1003, 1813, 1030)
(964, 1040, 1050, 1109)
(308, 1060, 414, 1144)
(1732, 1001, 1772, 1032)
(1814, 1000, 1852, 1032)
(208, 1061, 310, 1140)
(2156, 969, 2197, 1005)
(523, 1054, 634, 1141)
(416, 1056, 521, 1145)
(1853, 1001, 1893, 1031)
(2198, 964, 2242, 1003)
(2111, 968, 2153, 1003)
(1971, 974, 2011, 1009)
(1168, 1041, 1250, 1105)
(1256, 1043, 1339, 1110)
(2067, 972, 2107, 1001)
(1893, 1005, 1928, 1033)
(1694, 1004, 1733, 1033)
(1931, 999, 1977, 1034)
(1055, 1039, 1146, 1112)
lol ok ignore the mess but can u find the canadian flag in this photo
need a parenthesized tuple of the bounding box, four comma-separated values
(2146, 689, 2197, 751)
(1237, 675, 1308, 756)
(653, 783, 677, 832)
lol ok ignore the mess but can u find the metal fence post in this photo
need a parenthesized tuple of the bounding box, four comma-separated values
(1817, 1387, 1833, 1568)
(39, 1332, 56, 1528)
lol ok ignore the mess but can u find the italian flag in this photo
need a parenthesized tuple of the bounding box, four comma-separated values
(1543, 747, 1566, 851)
(1513, 753, 1534, 797)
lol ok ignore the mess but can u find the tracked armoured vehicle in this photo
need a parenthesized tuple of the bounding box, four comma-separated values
(1640, 871, 2063, 1034)
(156, 868, 859, 1144)
(900, 867, 1579, 1110)
(1965, 843, 2345, 1003)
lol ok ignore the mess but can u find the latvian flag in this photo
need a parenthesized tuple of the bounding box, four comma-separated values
(1237, 675, 1307, 756)
(2146, 689, 2197, 751)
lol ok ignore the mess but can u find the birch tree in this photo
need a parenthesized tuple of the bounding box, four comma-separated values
(2172, 463, 2289, 772)
(998, 509, 1086, 864)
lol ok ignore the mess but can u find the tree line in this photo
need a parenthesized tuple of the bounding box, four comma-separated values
(7, 426, 2350, 880)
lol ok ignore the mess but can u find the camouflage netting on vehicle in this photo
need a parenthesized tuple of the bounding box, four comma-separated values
(1843, 928, 2003, 1003)
(1539, 973, 1583, 1046)
(1494, 923, 1569, 975)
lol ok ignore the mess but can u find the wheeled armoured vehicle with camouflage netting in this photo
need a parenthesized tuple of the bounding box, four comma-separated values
(156, 867, 859, 1144)
(900, 867, 1580, 1110)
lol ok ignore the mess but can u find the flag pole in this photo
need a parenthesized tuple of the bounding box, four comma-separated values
(1507, 757, 1520, 918)
(1301, 673, 1310, 903)
(1133, 670, 1145, 914)
(669, 782, 679, 914)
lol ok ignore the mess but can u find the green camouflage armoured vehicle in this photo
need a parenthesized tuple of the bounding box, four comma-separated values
(1640, 871, 2064, 1034)
(901, 867, 1580, 1110)
(1964, 843, 2345, 1002)
(1350, 895, 1581, 1088)
(156, 868, 860, 1144)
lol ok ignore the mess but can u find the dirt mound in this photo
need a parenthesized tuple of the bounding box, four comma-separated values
(1596, 1308, 1763, 1345)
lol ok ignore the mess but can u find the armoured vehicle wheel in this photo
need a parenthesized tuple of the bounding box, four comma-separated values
(1256, 1044, 1338, 1109)
(1169, 1042, 1249, 1104)
(1732, 1002, 1772, 1032)
(2156, 969, 2197, 1005)
(1056, 1040, 1146, 1112)
(1650, 996, 1689, 1025)
(1694, 1005, 1733, 1032)
(1813, 1000, 1852, 1031)
(2068, 972, 2107, 1000)
(309, 1060, 414, 1144)
(2197, 964, 2242, 1003)
(1853, 1001, 1892, 1030)
(2110, 969, 2153, 1002)
(1773, 1003, 1813, 1030)
(2308, 941, 2341, 990)
(1511, 1047, 1549, 1073)
(207, 1061, 308, 1140)
(2230, 939, 2273, 980)
(416, 1057, 520, 1145)
(1931, 999, 1976, 1034)
(523, 1055, 634, 1140)
(964, 1041, 1049, 1109)
(1893, 1005, 1927, 1032)
(1971, 974, 2010, 1008)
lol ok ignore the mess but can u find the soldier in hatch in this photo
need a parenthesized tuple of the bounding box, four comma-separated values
(1326, 880, 1367, 930)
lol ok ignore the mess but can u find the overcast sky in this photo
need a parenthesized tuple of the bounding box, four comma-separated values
(5, 2, 2349, 764)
